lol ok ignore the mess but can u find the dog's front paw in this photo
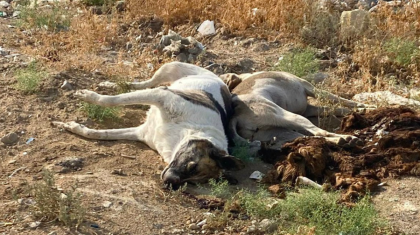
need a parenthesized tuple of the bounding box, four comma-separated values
(98, 81, 117, 89)
(74, 89, 98, 103)
(52, 121, 85, 133)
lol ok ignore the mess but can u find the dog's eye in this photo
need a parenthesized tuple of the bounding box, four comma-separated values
(187, 161, 197, 173)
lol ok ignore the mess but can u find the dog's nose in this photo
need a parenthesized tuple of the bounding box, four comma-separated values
(162, 171, 181, 189)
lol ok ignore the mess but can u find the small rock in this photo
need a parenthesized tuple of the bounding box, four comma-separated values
(188, 47, 201, 55)
(0, 1, 9, 8)
(1, 132, 19, 145)
(102, 201, 113, 208)
(56, 157, 84, 172)
(60, 193, 68, 200)
(246, 225, 256, 233)
(197, 219, 207, 227)
(8, 159, 16, 164)
(176, 53, 188, 62)
(153, 223, 164, 229)
(240, 38, 255, 47)
(29, 221, 41, 229)
(237, 58, 255, 73)
(259, 219, 277, 233)
(115, 0, 125, 12)
(126, 42, 133, 50)
(60, 80, 73, 90)
(90, 6, 102, 15)
(12, 11, 20, 17)
(111, 169, 126, 176)
(57, 102, 66, 109)
(189, 224, 200, 230)
(252, 43, 270, 52)
(305, 72, 329, 84)
(249, 171, 264, 180)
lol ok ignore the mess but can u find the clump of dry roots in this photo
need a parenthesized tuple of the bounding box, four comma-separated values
(262, 107, 420, 202)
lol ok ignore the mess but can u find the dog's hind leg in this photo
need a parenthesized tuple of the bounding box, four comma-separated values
(52, 121, 142, 141)
(99, 62, 213, 90)
(302, 104, 351, 118)
(248, 98, 360, 146)
(301, 81, 373, 108)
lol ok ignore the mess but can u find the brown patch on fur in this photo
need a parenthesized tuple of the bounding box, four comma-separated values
(232, 71, 301, 95)
(261, 107, 420, 202)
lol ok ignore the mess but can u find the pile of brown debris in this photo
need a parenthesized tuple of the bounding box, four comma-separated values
(262, 107, 420, 201)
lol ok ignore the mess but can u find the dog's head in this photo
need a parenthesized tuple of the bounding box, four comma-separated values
(219, 73, 242, 91)
(161, 139, 244, 189)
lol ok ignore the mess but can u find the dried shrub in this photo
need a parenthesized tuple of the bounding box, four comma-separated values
(126, 0, 313, 36)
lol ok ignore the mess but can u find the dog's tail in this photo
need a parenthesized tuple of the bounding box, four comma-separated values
(302, 80, 369, 108)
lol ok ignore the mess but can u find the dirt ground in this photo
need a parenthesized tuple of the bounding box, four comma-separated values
(1, 10, 420, 235)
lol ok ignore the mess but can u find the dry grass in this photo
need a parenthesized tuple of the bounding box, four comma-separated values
(4, 0, 419, 95)
(127, 0, 313, 36)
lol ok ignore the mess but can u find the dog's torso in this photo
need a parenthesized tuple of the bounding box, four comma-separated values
(232, 71, 312, 114)
(140, 74, 230, 163)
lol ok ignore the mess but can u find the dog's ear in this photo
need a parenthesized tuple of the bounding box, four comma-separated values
(210, 149, 245, 171)
(220, 73, 242, 91)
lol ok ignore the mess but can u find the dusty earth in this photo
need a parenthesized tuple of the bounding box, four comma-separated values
(0, 8, 420, 235)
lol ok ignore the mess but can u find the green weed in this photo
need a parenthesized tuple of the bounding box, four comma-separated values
(80, 102, 120, 122)
(208, 178, 231, 198)
(207, 183, 389, 235)
(384, 38, 420, 67)
(30, 170, 85, 228)
(14, 62, 47, 94)
(230, 140, 255, 163)
(17, 2, 70, 31)
(275, 47, 320, 78)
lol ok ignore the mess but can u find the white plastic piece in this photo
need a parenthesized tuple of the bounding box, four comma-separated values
(197, 20, 216, 36)
(249, 171, 264, 180)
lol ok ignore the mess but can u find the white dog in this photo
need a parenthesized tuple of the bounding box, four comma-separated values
(221, 71, 372, 148)
(54, 62, 243, 188)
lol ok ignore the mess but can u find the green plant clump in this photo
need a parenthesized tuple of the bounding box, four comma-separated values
(384, 38, 420, 67)
(275, 47, 320, 78)
(15, 62, 47, 94)
(81, 102, 120, 122)
(207, 179, 389, 235)
(30, 170, 85, 228)
(17, 1, 70, 31)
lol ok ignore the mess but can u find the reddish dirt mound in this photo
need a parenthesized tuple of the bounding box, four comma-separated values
(262, 107, 420, 201)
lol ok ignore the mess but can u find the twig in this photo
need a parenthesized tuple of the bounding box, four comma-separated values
(8, 167, 26, 178)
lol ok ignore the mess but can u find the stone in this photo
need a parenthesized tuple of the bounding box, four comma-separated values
(252, 43, 270, 52)
(237, 58, 255, 73)
(259, 219, 277, 233)
(188, 47, 201, 55)
(410, 89, 420, 99)
(12, 11, 20, 17)
(1, 132, 19, 145)
(176, 53, 188, 63)
(353, 91, 420, 106)
(160, 30, 183, 46)
(29, 221, 41, 229)
(189, 224, 200, 230)
(56, 157, 84, 172)
(340, 9, 370, 40)
(126, 42, 133, 50)
(111, 168, 126, 176)
(115, 0, 125, 12)
(305, 72, 329, 84)
(102, 201, 113, 208)
(0, 1, 9, 8)
(90, 6, 102, 15)
(60, 80, 73, 90)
